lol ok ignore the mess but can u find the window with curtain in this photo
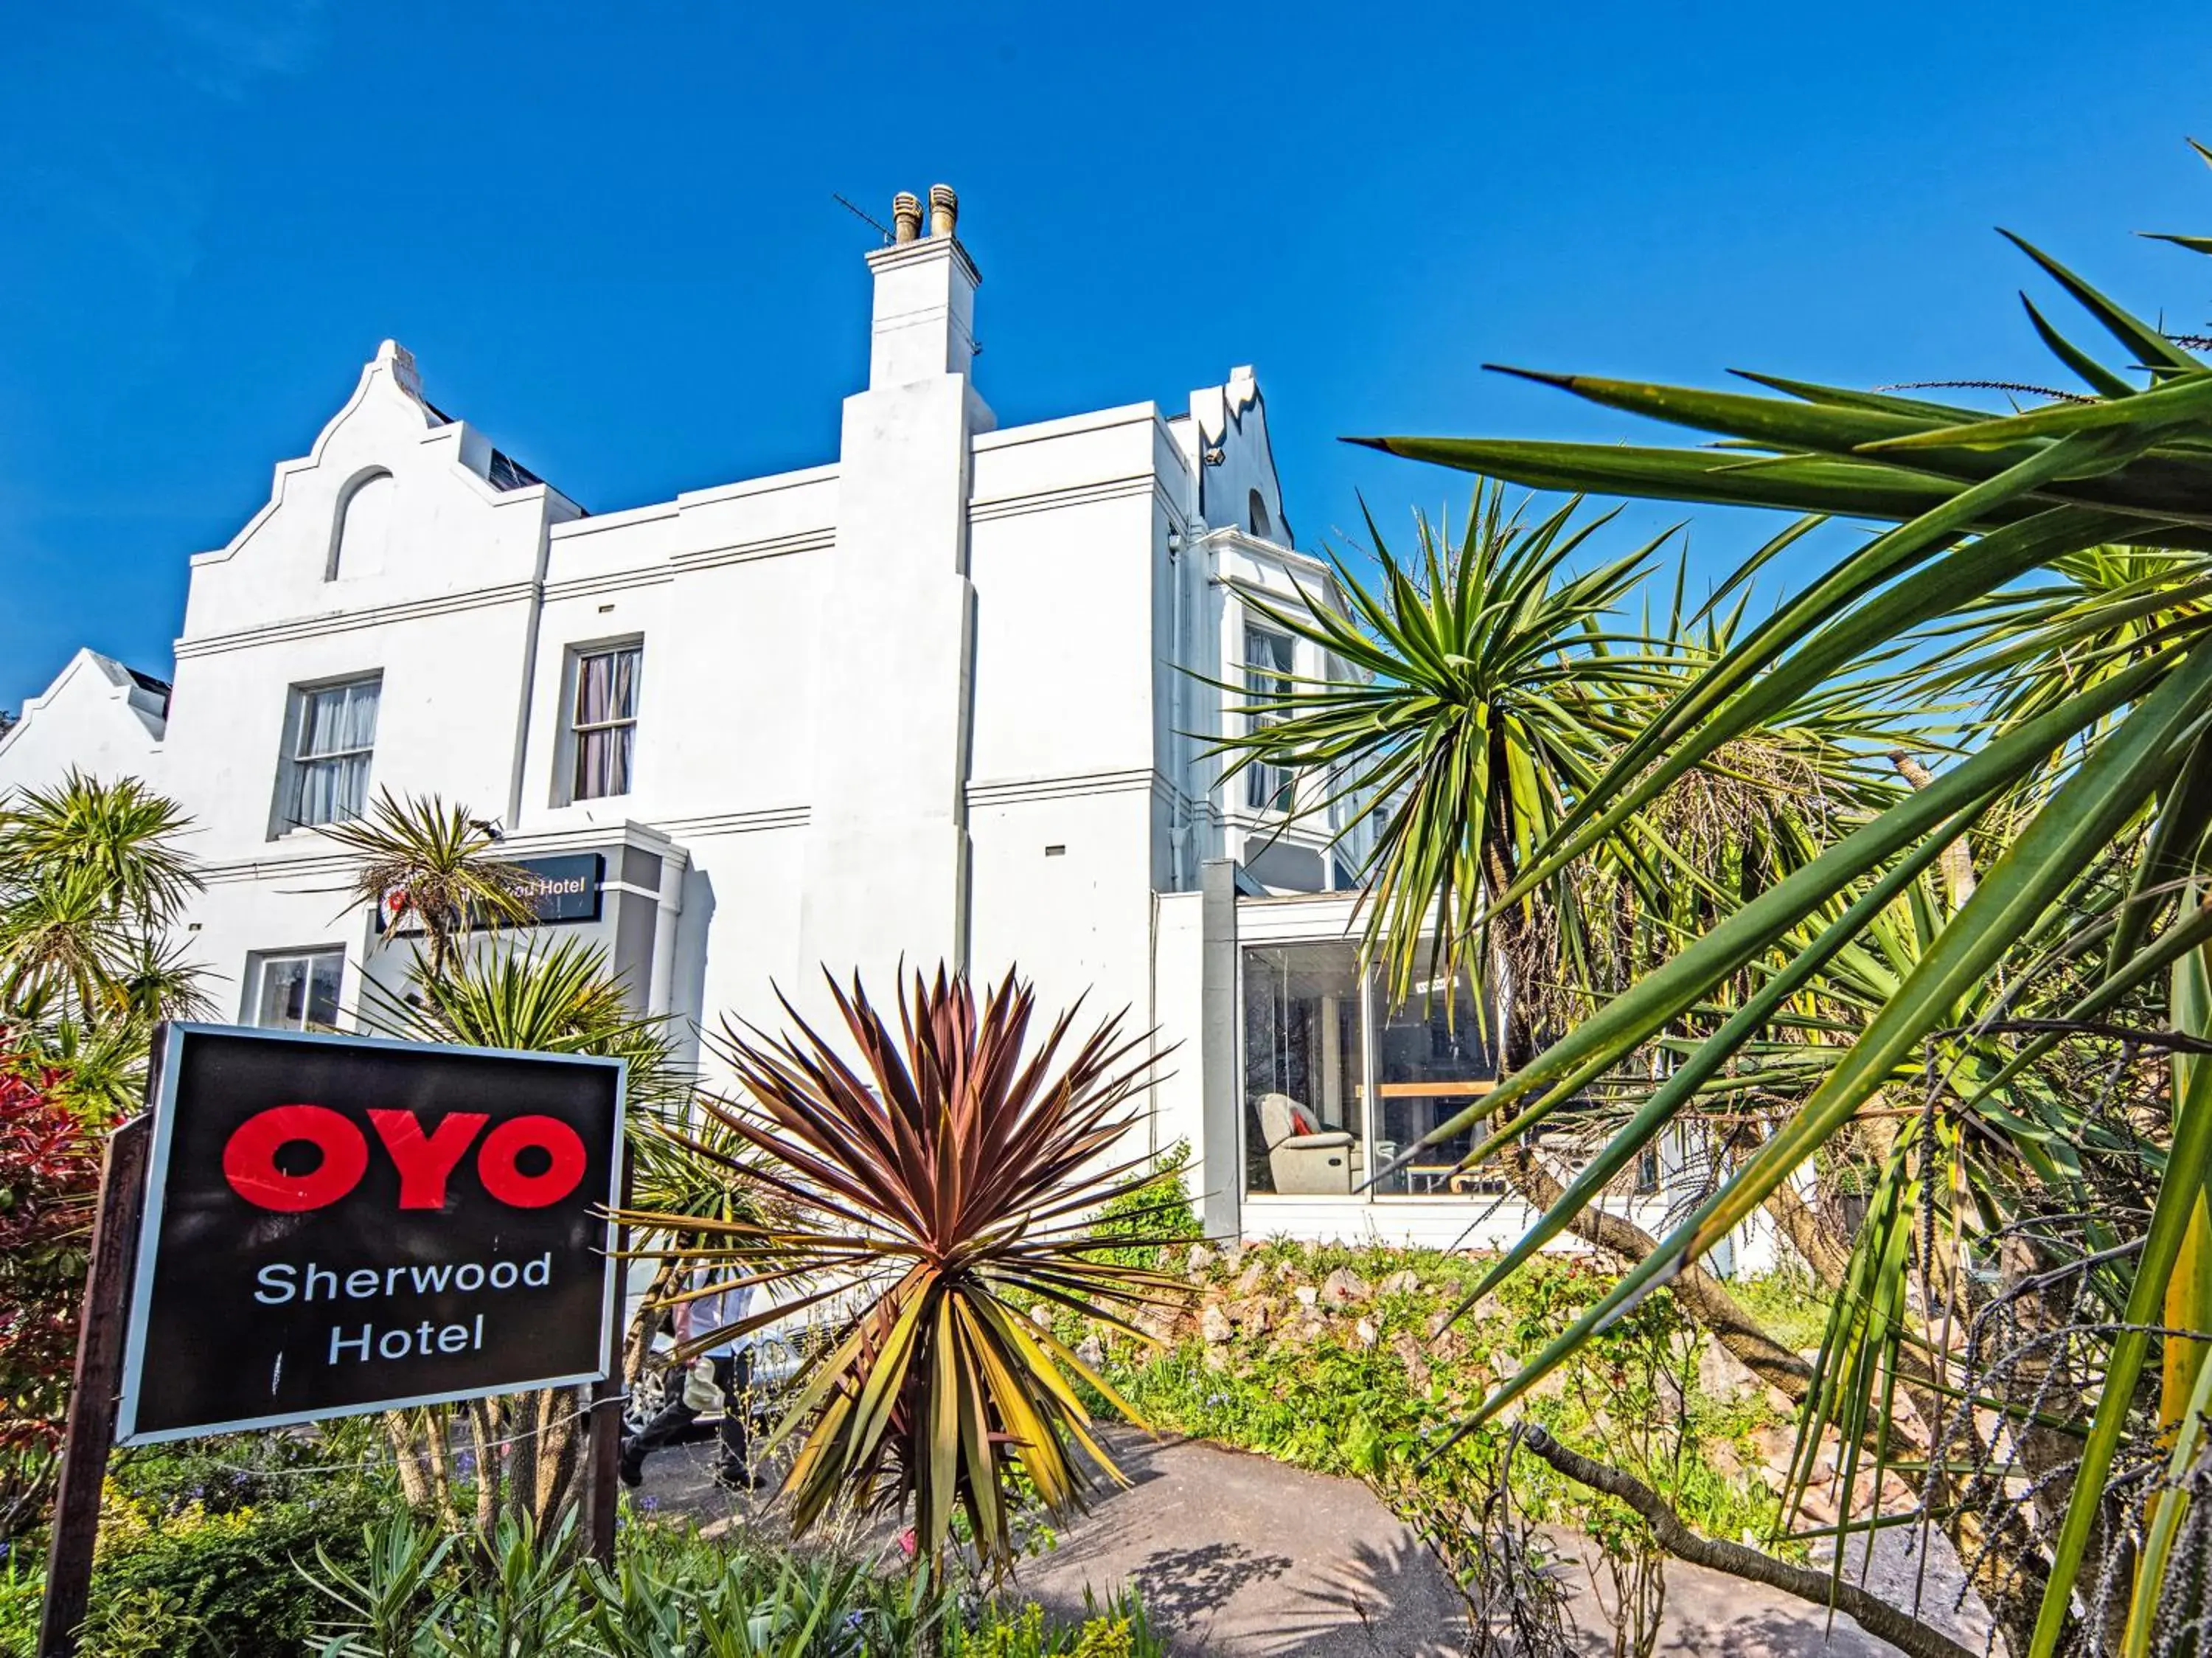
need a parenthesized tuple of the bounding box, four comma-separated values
(571, 643, 641, 800)
(251, 948, 344, 1030)
(1243, 625, 1295, 812)
(288, 676, 380, 828)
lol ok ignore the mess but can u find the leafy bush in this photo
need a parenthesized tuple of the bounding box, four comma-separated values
(0, 1054, 114, 1544)
(72, 1452, 390, 1658)
(0, 1554, 42, 1658)
(1090, 1241, 1787, 1553)
(947, 1589, 1164, 1658)
(302, 1505, 1155, 1658)
(1088, 1140, 1202, 1270)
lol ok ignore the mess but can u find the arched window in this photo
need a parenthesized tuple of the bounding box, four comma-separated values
(327, 470, 394, 580)
(1248, 489, 1273, 541)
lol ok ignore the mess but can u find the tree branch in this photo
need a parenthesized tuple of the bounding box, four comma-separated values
(1518, 1425, 1978, 1658)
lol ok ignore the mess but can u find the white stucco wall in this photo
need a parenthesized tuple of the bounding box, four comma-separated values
(0, 198, 1405, 1255)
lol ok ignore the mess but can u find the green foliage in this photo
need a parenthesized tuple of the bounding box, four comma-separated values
(0, 1555, 42, 1658)
(624, 967, 1190, 1569)
(316, 790, 538, 982)
(946, 1589, 1164, 1658)
(1095, 1243, 1783, 1555)
(1726, 1266, 1832, 1354)
(77, 1468, 388, 1658)
(1087, 1140, 1201, 1269)
(1343, 146, 2212, 1654)
(299, 1503, 1147, 1658)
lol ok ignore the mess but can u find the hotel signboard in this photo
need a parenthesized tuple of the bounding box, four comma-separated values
(114, 1023, 625, 1444)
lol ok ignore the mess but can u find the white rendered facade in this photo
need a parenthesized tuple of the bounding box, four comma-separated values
(1, 191, 1767, 1265)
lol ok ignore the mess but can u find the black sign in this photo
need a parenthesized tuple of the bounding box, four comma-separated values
(375, 853, 605, 935)
(514, 853, 605, 924)
(116, 1024, 625, 1445)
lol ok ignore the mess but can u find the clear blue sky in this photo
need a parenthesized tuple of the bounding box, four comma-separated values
(6, 1, 2211, 711)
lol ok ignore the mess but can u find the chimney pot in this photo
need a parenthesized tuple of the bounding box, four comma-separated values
(891, 192, 922, 243)
(928, 184, 958, 238)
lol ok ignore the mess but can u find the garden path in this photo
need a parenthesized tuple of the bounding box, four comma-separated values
(641, 1425, 1986, 1656)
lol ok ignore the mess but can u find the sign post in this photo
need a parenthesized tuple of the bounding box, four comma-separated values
(37, 1023, 627, 1654)
(36, 1117, 149, 1658)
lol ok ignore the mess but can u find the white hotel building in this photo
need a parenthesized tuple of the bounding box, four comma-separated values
(3, 187, 1724, 1261)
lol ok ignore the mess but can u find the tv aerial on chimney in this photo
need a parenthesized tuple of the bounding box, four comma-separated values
(832, 192, 892, 246)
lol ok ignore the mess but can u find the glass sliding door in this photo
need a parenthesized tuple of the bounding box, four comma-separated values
(1367, 966, 1500, 1195)
(1241, 942, 1365, 1196)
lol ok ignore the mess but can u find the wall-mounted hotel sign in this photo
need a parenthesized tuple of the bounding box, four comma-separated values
(377, 851, 606, 934)
(115, 1024, 625, 1443)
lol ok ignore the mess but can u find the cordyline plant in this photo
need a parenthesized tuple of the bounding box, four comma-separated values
(318, 788, 538, 980)
(1326, 143, 2212, 1655)
(619, 966, 1189, 1571)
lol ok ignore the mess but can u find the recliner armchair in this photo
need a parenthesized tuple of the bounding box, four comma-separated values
(1255, 1092, 1365, 1196)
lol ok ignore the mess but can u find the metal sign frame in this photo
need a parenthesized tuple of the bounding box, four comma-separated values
(114, 1021, 626, 1445)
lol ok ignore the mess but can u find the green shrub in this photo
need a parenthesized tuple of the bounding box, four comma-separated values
(948, 1588, 1164, 1658)
(1088, 1141, 1201, 1269)
(77, 1468, 386, 1658)
(1, 1554, 42, 1658)
(1096, 1241, 1789, 1555)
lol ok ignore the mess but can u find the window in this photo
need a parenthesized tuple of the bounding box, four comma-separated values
(284, 675, 380, 829)
(1242, 943, 1364, 1195)
(327, 471, 394, 580)
(1368, 968, 1500, 1196)
(1248, 489, 1272, 540)
(1239, 943, 1503, 1201)
(568, 643, 641, 801)
(1242, 625, 1294, 813)
(249, 948, 344, 1030)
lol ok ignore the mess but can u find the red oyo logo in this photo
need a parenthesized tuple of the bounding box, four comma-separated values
(220, 1104, 588, 1213)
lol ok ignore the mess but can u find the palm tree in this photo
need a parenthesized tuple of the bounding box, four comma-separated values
(1338, 153, 2212, 1656)
(317, 789, 537, 981)
(0, 772, 206, 1055)
(358, 937, 691, 1536)
(1216, 490, 1921, 1392)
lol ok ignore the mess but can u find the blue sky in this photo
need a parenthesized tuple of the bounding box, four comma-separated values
(5, 1, 2211, 711)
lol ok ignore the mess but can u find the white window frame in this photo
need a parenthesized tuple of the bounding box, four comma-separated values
(562, 639, 643, 804)
(1242, 623, 1295, 814)
(274, 673, 381, 836)
(245, 947, 347, 1031)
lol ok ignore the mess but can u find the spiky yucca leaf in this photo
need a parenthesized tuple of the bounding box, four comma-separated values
(619, 967, 1186, 1570)
(1352, 151, 2212, 1656)
(317, 790, 537, 979)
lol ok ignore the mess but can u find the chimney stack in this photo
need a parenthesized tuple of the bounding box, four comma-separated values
(928, 184, 958, 239)
(891, 192, 922, 244)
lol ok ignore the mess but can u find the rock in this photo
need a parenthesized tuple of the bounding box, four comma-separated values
(1320, 1267, 1372, 1307)
(1750, 1423, 1797, 1479)
(1201, 1303, 1234, 1345)
(1378, 1269, 1419, 1297)
(1697, 1339, 1761, 1404)
(1136, 1305, 1180, 1345)
(1225, 1297, 1272, 1335)
(1074, 1334, 1105, 1370)
(1468, 1292, 1509, 1325)
(1030, 1303, 1054, 1331)
(1388, 1332, 1433, 1391)
(1187, 1244, 1217, 1277)
(1233, 1263, 1267, 1298)
(1354, 1317, 1380, 1349)
(1293, 1285, 1320, 1309)
(1203, 1345, 1232, 1372)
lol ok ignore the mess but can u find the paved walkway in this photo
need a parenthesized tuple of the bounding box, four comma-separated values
(641, 1426, 1988, 1656)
